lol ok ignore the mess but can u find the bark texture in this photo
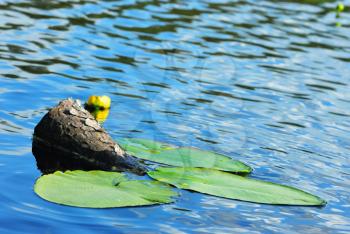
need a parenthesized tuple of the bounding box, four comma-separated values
(32, 98, 146, 175)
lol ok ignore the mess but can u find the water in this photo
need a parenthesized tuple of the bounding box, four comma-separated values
(0, 0, 349, 233)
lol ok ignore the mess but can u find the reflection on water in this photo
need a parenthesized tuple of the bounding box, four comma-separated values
(0, 0, 349, 233)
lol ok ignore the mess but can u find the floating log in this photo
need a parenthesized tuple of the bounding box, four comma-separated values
(32, 98, 146, 175)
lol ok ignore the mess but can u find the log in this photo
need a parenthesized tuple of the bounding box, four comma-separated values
(32, 98, 146, 175)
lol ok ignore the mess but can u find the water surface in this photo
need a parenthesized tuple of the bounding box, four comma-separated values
(0, 0, 349, 233)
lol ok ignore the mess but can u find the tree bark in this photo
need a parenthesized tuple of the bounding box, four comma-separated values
(32, 98, 146, 175)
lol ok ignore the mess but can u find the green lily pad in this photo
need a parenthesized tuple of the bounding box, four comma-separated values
(118, 138, 252, 173)
(148, 167, 326, 206)
(34, 170, 177, 208)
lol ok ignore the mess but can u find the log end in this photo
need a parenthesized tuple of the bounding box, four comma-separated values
(32, 98, 147, 175)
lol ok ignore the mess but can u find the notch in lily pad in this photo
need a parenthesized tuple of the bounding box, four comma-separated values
(118, 138, 252, 174)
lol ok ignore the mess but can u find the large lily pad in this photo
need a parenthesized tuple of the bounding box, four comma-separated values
(148, 167, 326, 206)
(34, 170, 177, 208)
(118, 138, 252, 173)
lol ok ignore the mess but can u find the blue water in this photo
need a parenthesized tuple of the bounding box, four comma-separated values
(0, 0, 350, 233)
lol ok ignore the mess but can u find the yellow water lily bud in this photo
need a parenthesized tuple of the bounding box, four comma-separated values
(337, 3, 345, 12)
(86, 95, 111, 110)
(87, 95, 98, 106)
(98, 95, 111, 109)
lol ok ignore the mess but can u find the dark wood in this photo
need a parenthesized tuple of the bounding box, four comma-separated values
(32, 98, 146, 175)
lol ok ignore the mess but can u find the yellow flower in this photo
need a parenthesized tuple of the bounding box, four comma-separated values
(87, 95, 111, 110)
(337, 3, 345, 12)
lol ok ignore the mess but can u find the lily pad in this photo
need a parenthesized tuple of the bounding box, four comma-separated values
(118, 138, 252, 173)
(34, 170, 177, 208)
(148, 167, 326, 206)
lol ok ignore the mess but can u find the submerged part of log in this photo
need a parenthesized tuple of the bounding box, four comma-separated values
(32, 98, 146, 175)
